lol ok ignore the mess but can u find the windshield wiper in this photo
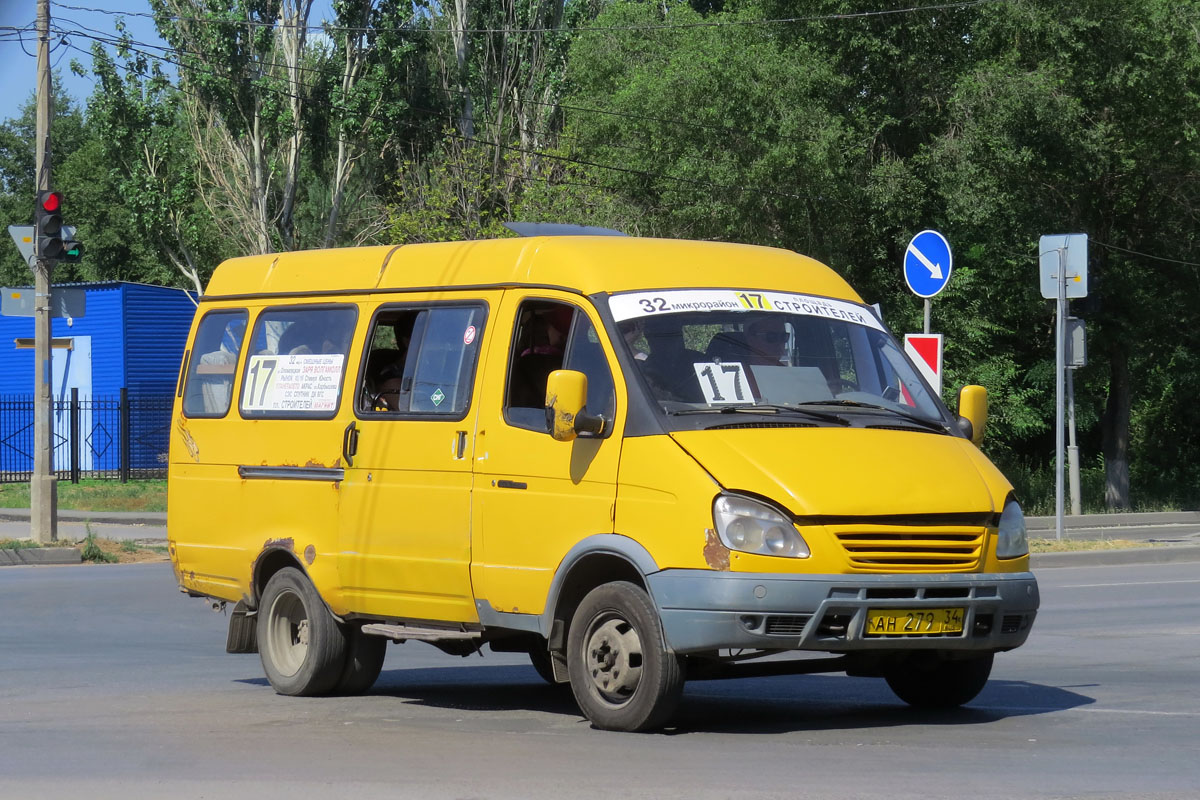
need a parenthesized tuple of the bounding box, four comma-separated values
(796, 400, 950, 433)
(671, 403, 849, 425)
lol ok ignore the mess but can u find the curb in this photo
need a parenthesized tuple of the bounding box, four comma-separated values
(0, 547, 82, 566)
(1031, 544, 1200, 569)
(0, 509, 166, 526)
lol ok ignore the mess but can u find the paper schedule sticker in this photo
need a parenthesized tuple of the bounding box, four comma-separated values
(242, 353, 344, 412)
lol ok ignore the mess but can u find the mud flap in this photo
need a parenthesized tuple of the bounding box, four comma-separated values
(226, 600, 258, 654)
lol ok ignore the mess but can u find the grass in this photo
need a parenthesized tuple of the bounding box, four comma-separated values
(80, 528, 119, 563)
(0, 480, 166, 513)
(0, 538, 43, 549)
(0, 525, 169, 565)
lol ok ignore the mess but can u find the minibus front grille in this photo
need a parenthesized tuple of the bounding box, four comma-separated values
(831, 526, 985, 572)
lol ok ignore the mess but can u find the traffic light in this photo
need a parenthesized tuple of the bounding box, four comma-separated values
(35, 190, 64, 260)
(59, 240, 84, 263)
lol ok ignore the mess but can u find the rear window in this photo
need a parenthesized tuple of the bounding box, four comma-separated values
(181, 309, 248, 418)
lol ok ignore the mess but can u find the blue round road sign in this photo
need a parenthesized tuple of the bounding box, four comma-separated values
(904, 230, 953, 298)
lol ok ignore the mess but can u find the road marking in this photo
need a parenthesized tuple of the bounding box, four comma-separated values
(967, 705, 1200, 718)
(1061, 578, 1200, 589)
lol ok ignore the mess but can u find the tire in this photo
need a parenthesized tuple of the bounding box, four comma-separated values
(528, 647, 559, 685)
(567, 581, 685, 732)
(884, 652, 994, 708)
(257, 567, 348, 696)
(333, 627, 387, 695)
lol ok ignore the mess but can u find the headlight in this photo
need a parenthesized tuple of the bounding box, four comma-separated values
(713, 495, 809, 558)
(996, 499, 1028, 558)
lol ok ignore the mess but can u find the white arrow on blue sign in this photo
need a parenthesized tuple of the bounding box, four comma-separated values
(904, 230, 953, 298)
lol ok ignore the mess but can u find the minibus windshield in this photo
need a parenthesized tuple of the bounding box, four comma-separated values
(610, 289, 948, 427)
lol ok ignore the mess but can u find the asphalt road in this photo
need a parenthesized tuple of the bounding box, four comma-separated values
(1, 561, 1197, 800)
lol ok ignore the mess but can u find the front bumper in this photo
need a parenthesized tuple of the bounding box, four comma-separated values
(647, 570, 1039, 655)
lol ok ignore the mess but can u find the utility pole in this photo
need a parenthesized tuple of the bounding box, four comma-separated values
(31, 0, 57, 544)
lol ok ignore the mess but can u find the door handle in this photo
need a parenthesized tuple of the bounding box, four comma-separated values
(342, 422, 358, 467)
(454, 430, 467, 460)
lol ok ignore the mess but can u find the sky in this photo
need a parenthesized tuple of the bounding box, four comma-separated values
(0, 0, 169, 123)
(1, 0, 336, 125)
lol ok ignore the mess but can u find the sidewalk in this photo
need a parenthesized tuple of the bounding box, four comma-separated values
(3, 508, 1200, 567)
(0, 508, 167, 545)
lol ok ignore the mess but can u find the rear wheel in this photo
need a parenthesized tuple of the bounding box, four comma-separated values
(528, 647, 559, 686)
(333, 627, 387, 695)
(567, 581, 685, 732)
(884, 652, 994, 708)
(258, 567, 347, 696)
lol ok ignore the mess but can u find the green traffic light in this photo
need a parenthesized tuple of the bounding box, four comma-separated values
(59, 241, 84, 263)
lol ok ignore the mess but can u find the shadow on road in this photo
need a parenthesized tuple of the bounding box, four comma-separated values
(239, 662, 1094, 734)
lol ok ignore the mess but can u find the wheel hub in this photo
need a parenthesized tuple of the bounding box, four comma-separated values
(584, 616, 643, 704)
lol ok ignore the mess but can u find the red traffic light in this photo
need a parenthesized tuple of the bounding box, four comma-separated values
(39, 191, 62, 213)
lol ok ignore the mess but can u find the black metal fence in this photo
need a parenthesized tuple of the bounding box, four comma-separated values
(0, 389, 173, 483)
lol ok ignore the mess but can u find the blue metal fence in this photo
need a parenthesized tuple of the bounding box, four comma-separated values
(0, 390, 173, 483)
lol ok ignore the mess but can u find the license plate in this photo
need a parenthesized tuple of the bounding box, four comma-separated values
(865, 608, 965, 636)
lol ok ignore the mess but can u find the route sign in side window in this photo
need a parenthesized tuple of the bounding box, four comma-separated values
(240, 306, 358, 419)
(182, 309, 248, 418)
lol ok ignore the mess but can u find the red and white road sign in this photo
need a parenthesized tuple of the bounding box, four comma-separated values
(904, 333, 943, 396)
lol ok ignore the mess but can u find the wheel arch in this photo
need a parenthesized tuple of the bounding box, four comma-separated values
(542, 534, 661, 652)
(250, 546, 309, 609)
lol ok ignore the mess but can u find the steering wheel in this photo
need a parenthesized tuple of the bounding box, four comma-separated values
(827, 377, 860, 396)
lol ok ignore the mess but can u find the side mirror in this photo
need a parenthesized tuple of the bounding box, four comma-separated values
(545, 369, 605, 442)
(957, 384, 987, 446)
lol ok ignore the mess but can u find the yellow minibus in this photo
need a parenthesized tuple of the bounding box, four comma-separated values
(169, 231, 1038, 731)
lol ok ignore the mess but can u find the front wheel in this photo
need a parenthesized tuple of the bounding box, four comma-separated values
(567, 581, 685, 732)
(257, 567, 348, 696)
(884, 652, 994, 708)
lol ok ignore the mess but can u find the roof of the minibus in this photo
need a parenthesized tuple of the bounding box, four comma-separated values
(201, 236, 863, 303)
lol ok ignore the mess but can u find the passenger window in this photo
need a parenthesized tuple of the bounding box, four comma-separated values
(359, 304, 486, 418)
(505, 300, 615, 433)
(240, 305, 357, 418)
(182, 309, 248, 418)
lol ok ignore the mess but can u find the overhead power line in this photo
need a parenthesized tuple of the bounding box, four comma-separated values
(52, 0, 1005, 37)
(54, 18, 834, 154)
(1092, 239, 1200, 269)
(53, 21, 666, 160)
(55, 22, 843, 164)
(57, 37, 667, 206)
(57, 33, 812, 206)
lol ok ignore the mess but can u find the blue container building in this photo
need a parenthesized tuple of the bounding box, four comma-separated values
(0, 282, 197, 478)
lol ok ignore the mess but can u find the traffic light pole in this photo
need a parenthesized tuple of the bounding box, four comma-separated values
(32, 0, 57, 544)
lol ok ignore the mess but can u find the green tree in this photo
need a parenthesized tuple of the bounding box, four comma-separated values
(926, 0, 1200, 509)
(0, 81, 95, 286)
(85, 38, 225, 292)
(561, 2, 854, 248)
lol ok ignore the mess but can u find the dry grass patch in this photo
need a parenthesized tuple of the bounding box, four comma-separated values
(79, 535, 169, 563)
(1029, 538, 1168, 553)
(1, 534, 168, 563)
